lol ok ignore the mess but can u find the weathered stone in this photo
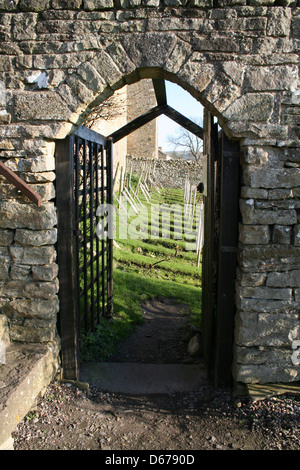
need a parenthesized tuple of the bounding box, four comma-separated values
(121, 33, 177, 70)
(19, 0, 50, 11)
(267, 7, 292, 37)
(239, 244, 300, 273)
(241, 187, 268, 199)
(10, 264, 31, 280)
(6, 297, 59, 319)
(294, 225, 300, 246)
(244, 65, 298, 92)
(239, 224, 270, 245)
(0, 263, 9, 280)
(272, 225, 291, 244)
(238, 286, 293, 301)
(0, 0, 19, 10)
(14, 92, 70, 122)
(12, 13, 37, 41)
(0, 201, 57, 230)
(244, 167, 300, 189)
(9, 323, 56, 343)
(266, 270, 300, 287)
(32, 263, 58, 281)
(24, 279, 59, 300)
(3, 155, 55, 173)
(83, 0, 114, 9)
(234, 364, 299, 384)
(10, 245, 56, 265)
(15, 229, 57, 247)
(237, 270, 267, 287)
(223, 93, 274, 122)
(235, 310, 299, 346)
(0, 230, 14, 246)
(187, 333, 201, 357)
(51, 0, 82, 8)
(240, 199, 297, 225)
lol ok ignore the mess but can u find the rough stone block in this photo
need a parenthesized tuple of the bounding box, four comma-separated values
(272, 225, 291, 244)
(10, 264, 31, 280)
(0, 263, 9, 280)
(7, 297, 59, 319)
(12, 13, 37, 41)
(294, 225, 300, 246)
(266, 270, 300, 287)
(4, 155, 55, 173)
(223, 93, 274, 122)
(10, 245, 56, 265)
(83, 0, 114, 8)
(239, 224, 270, 244)
(0, 201, 57, 230)
(244, 65, 298, 92)
(239, 244, 300, 273)
(24, 279, 59, 300)
(14, 92, 70, 122)
(32, 263, 58, 281)
(243, 167, 300, 190)
(237, 270, 267, 287)
(0, 229, 14, 246)
(239, 286, 293, 301)
(240, 199, 297, 225)
(9, 323, 57, 342)
(15, 229, 57, 247)
(267, 7, 292, 37)
(19, 0, 50, 11)
(234, 364, 299, 384)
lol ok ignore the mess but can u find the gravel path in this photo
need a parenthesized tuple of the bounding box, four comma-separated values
(13, 381, 300, 451)
(12, 298, 300, 451)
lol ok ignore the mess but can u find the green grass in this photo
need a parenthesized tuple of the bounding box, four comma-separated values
(80, 183, 202, 362)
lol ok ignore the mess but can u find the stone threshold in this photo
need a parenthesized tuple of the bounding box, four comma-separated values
(0, 342, 58, 450)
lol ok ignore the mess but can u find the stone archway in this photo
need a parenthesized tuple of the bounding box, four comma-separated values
(0, 3, 299, 389)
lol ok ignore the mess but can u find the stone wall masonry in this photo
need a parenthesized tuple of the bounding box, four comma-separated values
(127, 156, 203, 190)
(0, 2, 298, 385)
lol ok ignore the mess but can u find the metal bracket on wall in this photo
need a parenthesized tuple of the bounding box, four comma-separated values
(0, 161, 42, 207)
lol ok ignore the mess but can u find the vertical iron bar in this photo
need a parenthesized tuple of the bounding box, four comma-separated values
(55, 136, 80, 380)
(106, 137, 114, 318)
(101, 145, 106, 318)
(82, 138, 88, 332)
(89, 141, 95, 331)
(74, 136, 80, 326)
(95, 143, 101, 324)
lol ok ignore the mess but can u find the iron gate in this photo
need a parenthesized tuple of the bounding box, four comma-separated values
(56, 126, 113, 380)
(201, 110, 240, 387)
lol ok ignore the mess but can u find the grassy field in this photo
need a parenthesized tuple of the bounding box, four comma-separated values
(80, 182, 203, 362)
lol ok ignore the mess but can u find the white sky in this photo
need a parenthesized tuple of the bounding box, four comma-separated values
(158, 81, 203, 152)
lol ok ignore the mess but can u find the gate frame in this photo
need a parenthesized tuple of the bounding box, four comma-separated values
(201, 110, 240, 388)
(55, 85, 240, 386)
(55, 126, 113, 380)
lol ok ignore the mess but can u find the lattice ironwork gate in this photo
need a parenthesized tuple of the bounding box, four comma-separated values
(56, 126, 113, 380)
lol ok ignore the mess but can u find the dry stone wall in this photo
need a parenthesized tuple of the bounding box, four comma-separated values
(127, 156, 203, 190)
(0, 1, 299, 385)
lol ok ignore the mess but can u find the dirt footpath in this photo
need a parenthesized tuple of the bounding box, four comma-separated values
(12, 298, 300, 452)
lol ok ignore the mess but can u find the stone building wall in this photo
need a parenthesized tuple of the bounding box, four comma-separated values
(0, 1, 298, 386)
(126, 79, 158, 159)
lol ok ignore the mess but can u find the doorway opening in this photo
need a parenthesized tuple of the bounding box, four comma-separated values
(55, 76, 240, 390)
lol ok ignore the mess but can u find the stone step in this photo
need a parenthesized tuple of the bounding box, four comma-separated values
(80, 362, 208, 395)
(0, 342, 59, 450)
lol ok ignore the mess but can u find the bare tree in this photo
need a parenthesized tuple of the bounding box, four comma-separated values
(167, 117, 203, 162)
